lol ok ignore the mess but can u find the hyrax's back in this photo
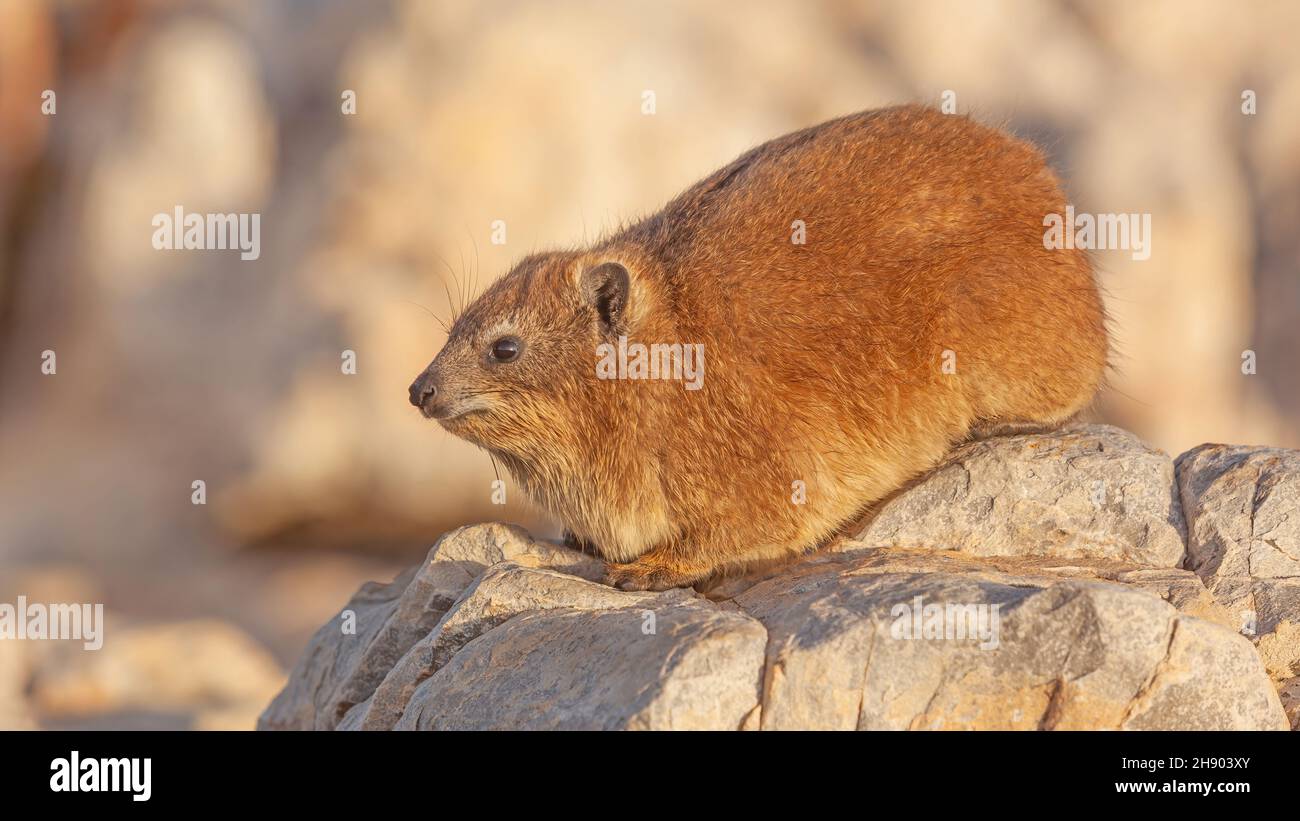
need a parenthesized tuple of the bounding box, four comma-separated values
(605, 105, 1108, 586)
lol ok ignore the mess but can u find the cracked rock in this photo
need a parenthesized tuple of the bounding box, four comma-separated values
(340, 562, 694, 730)
(257, 523, 603, 730)
(391, 592, 766, 730)
(729, 552, 1283, 730)
(1177, 443, 1300, 716)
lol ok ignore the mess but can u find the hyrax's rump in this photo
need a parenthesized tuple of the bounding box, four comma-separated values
(408, 104, 1108, 590)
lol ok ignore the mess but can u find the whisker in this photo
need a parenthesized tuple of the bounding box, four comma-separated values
(466, 223, 482, 310)
(398, 299, 450, 334)
(461, 255, 470, 318)
(430, 250, 463, 325)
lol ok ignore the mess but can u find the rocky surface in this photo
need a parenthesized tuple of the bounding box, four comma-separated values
(854, 425, 1186, 566)
(261, 427, 1298, 731)
(258, 523, 602, 730)
(1176, 444, 1300, 728)
(390, 575, 765, 731)
(735, 556, 1279, 730)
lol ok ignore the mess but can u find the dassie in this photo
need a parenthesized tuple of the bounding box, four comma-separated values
(408, 104, 1108, 590)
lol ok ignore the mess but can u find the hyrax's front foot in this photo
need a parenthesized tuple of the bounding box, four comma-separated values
(604, 554, 709, 592)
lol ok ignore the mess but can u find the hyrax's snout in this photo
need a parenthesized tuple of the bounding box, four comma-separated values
(407, 366, 440, 416)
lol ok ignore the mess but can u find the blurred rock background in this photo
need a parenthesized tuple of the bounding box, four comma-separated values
(0, 0, 1296, 728)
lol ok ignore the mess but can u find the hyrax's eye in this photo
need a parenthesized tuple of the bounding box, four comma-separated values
(489, 336, 521, 363)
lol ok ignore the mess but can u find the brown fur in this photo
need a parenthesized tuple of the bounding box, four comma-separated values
(409, 105, 1109, 590)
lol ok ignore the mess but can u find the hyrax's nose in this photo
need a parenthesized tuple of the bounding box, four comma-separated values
(408, 368, 438, 409)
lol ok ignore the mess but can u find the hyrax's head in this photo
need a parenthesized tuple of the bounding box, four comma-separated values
(407, 249, 655, 456)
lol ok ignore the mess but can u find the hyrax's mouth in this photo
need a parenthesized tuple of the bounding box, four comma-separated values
(408, 368, 490, 422)
(422, 398, 490, 424)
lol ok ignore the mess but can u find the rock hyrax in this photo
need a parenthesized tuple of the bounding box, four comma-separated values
(408, 104, 1109, 590)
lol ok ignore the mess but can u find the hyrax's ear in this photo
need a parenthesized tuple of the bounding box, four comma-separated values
(579, 261, 631, 335)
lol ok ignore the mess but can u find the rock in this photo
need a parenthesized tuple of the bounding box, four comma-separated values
(853, 424, 1186, 567)
(271, 537, 1285, 731)
(265, 428, 1299, 731)
(1278, 677, 1300, 730)
(341, 561, 684, 730)
(1256, 621, 1300, 683)
(729, 552, 1284, 730)
(1108, 567, 1236, 630)
(258, 523, 603, 730)
(393, 596, 766, 731)
(717, 546, 1235, 630)
(1177, 444, 1300, 689)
